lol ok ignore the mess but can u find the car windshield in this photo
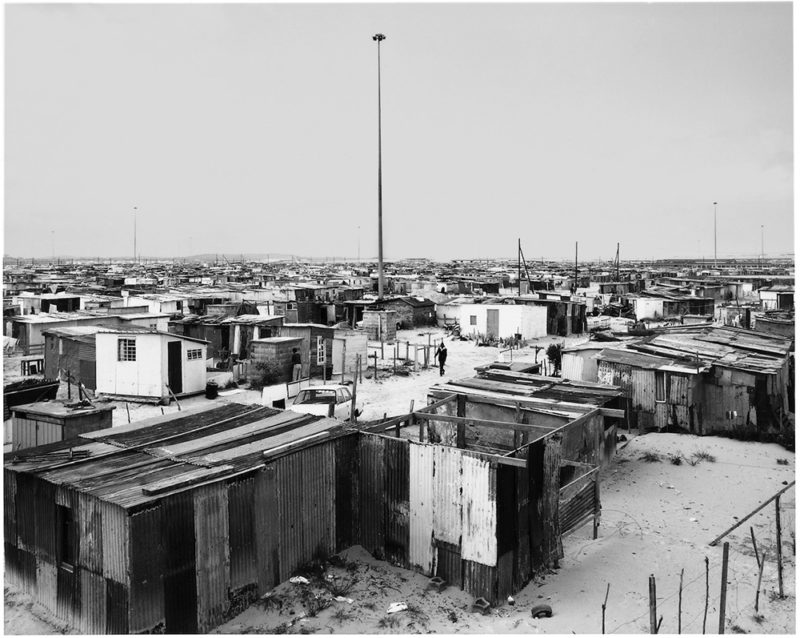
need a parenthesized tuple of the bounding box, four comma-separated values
(295, 390, 336, 404)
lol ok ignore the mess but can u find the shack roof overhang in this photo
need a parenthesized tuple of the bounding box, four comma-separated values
(4, 403, 344, 511)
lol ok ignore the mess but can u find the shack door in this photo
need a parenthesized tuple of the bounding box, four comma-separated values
(486, 309, 500, 339)
(332, 338, 345, 375)
(167, 341, 183, 395)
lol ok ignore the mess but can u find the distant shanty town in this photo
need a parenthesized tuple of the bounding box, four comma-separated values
(3, 253, 795, 633)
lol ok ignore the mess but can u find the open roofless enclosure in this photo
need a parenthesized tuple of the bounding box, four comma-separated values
(5, 383, 624, 634)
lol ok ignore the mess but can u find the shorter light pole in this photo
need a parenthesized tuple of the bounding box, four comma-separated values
(133, 206, 138, 263)
(761, 225, 765, 265)
(51, 230, 55, 264)
(713, 201, 718, 269)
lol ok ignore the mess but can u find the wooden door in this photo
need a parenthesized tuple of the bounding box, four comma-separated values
(486, 309, 500, 338)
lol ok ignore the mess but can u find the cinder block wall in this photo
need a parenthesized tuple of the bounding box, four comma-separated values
(362, 310, 397, 341)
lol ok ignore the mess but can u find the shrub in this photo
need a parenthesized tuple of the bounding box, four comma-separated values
(641, 451, 661, 463)
(692, 450, 716, 463)
(251, 361, 283, 389)
(546, 343, 563, 374)
(669, 453, 683, 465)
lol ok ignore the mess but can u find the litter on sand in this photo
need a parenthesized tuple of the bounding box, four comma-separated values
(387, 602, 408, 614)
(334, 596, 354, 604)
(289, 576, 310, 585)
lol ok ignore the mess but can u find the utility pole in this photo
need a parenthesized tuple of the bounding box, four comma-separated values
(132, 206, 138, 263)
(761, 225, 765, 267)
(615, 242, 620, 281)
(713, 201, 718, 269)
(574, 241, 578, 293)
(373, 33, 386, 301)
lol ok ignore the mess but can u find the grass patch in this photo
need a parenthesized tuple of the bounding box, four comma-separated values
(641, 451, 661, 463)
(668, 453, 683, 465)
(378, 615, 401, 629)
(692, 450, 717, 463)
(325, 575, 356, 598)
(332, 607, 354, 624)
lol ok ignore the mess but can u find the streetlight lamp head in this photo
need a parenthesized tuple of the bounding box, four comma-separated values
(372, 33, 386, 41)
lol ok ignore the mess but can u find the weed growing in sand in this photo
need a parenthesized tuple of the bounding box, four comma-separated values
(692, 450, 716, 463)
(404, 604, 430, 624)
(325, 575, 356, 598)
(777, 458, 789, 465)
(378, 615, 401, 629)
(447, 610, 458, 623)
(641, 451, 661, 463)
(332, 608, 354, 624)
(669, 453, 683, 465)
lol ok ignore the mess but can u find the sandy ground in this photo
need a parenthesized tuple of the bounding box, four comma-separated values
(5, 433, 794, 635)
(4, 328, 795, 634)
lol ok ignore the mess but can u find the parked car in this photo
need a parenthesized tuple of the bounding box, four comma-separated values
(288, 385, 362, 420)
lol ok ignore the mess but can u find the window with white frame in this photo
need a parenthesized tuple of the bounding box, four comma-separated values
(187, 348, 203, 361)
(118, 338, 136, 361)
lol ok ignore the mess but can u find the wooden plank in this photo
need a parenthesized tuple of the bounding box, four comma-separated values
(599, 408, 625, 418)
(141, 466, 235, 495)
(414, 412, 557, 435)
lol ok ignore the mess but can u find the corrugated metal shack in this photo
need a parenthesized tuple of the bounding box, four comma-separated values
(362, 373, 625, 605)
(6, 377, 626, 633)
(4, 403, 349, 634)
(596, 326, 793, 436)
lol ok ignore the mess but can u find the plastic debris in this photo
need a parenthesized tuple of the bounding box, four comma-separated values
(689, 517, 698, 522)
(335, 596, 354, 604)
(507, 595, 516, 606)
(387, 602, 408, 614)
(289, 576, 310, 585)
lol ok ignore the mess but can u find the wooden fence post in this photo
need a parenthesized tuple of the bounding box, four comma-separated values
(703, 556, 709, 634)
(649, 574, 658, 634)
(755, 548, 768, 612)
(678, 568, 684, 634)
(719, 542, 729, 634)
(350, 354, 359, 424)
(775, 496, 784, 597)
(601, 583, 610, 634)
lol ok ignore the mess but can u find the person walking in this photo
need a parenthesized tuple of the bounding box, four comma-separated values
(436, 342, 448, 376)
(291, 348, 302, 381)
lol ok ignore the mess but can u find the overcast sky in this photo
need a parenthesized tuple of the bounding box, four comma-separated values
(4, 2, 794, 261)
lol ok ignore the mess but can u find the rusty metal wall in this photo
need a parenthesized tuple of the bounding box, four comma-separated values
(358, 435, 385, 556)
(77, 493, 102, 575)
(460, 454, 496, 566)
(36, 556, 57, 613)
(435, 540, 462, 587)
(432, 446, 462, 547)
(5, 469, 17, 549)
(253, 466, 279, 593)
(56, 563, 79, 626)
(161, 491, 197, 634)
(463, 559, 497, 603)
(383, 437, 410, 566)
(276, 442, 336, 582)
(334, 434, 359, 552)
(631, 368, 655, 412)
(129, 505, 164, 633)
(228, 475, 256, 590)
(100, 500, 129, 586)
(194, 482, 231, 633)
(408, 441, 435, 574)
(541, 435, 563, 567)
(78, 567, 106, 634)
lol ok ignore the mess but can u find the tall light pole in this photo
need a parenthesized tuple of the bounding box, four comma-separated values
(133, 206, 138, 263)
(373, 33, 386, 300)
(51, 230, 55, 264)
(713, 201, 718, 269)
(357, 225, 361, 263)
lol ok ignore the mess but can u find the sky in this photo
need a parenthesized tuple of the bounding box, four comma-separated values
(4, 2, 794, 261)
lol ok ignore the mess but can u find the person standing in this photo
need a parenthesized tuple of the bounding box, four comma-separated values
(291, 348, 302, 380)
(436, 342, 448, 376)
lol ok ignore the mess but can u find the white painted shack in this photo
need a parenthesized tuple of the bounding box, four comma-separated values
(95, 330, 208, 400)
(456, 303, 547, 340)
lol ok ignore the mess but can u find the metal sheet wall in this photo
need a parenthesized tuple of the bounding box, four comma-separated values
(358, 435, 385, 556)
(254, 466, 279, 593)
(228, 475, 256, 590)
(100, 500, 129, 585)
(460, 454, 496, 566)
(4, 469, 17, 547)
(408, 442, 435, 573)
(276, 441, 336, 582)
(36, 556, 57, 613)
(13, 417, 64, 450)
(78, 568, 106, 634)
(383, 437, 410, 566)
(631, 369, 655, 412)
(462, 560, 497, 603)
(334, 434, 359, 552)
(33, 480, 56, 564)
(194, 482, 231, 633)
(541, 436, 563, 567)
(129, 505, 164, 633)
(77, 493, 103, 575)
(432, 446, 462, 546)
(15, 473, 36, 554)
(161, 492, 197, 634)
(56, 563, 79, 625)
